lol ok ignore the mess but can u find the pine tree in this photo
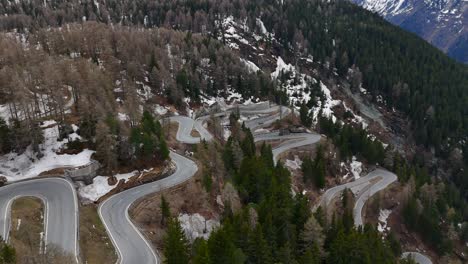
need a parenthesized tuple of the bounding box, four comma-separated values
(192, 238, 210, 264)
(301, 157, 314, 184)
(0, 118, 11, 154)
(163, 218, 190, 264)
(240, 129, 255, 157)
(247, 224, 272, 264)
(299, 103, 312, 127)
(160, 195, 171, 227)
(260, 143, 274, 168)
(223, 138, 236, 172)
(0, 240, 15, 264)
(159, 136, 170, 160)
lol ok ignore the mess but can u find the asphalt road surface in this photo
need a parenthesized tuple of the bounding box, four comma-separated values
(101, 104, 321, 264)
(0, 178, 78, 259)
(402, 252, 433, 264)
(0, 101, 431, 264)
(255, 132, 321, 164)
(99, 152, 197, 264)
(313, 168, 432, 263)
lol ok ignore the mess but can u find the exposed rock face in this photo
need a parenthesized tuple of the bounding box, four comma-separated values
(351, 0, 468, 63)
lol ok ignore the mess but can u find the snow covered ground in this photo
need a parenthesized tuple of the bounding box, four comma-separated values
(0, 104, 10, 124)
(377, 209, 392, 233)
(240, 58, 260, 73)
(271, 56, 313, 107)
(270, 57, 340, 124)
(0, 121, 94, 182)
(78, 171, 138, 201)
(154, 104, 169, 116)
(342, 156, 363, 180)
(178, 213, 220, 242)
(350, 156, 363, 180)
(342, 101, 368, 129)
(285, 155, 303, 171)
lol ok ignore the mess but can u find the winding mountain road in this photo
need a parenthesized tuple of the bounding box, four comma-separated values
(99, 104, 319, 264)
(313, 166, 431, 264)
(0, 178, 78, 259)
(99, 152, 198, 264)
(402, 252, 433, 264)
(0, 101, 431, 264)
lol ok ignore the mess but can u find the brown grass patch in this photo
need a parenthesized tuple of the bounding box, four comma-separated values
(9, 197, 48, 263)
(79, 205, 117, 264)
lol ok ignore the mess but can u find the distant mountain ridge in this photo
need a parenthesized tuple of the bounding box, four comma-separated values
(351, 0, 468, 63)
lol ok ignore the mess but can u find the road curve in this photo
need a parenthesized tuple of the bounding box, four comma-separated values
(312, 168, 397, 228)
(353, 169, 397, 227)
(255, 132, 321, 164)
(401, 252, 433, 264)
(99, 152, 197, 264)
(0, 178, 78, 258)
(169, 115, 213, 143)
(313, 168, 432, 263)
(101, 104, 321, 264)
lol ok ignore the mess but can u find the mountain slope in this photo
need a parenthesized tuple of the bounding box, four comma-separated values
(351, 0, 468, 63)
(2, 0, 467, 153)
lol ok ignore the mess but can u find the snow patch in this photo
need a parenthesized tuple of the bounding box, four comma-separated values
(342, 101, 368, 129)
(0, 122, 94, 182)
(118, 113, 129, 121)
(240, 58, 260, 73)
(310, 82, 341, 124)
(377, 209, 392, 233)
(154, 104, 169, 116)
(78, 171, 138, 201)
(350, 156, 362, 180)
(0, 104, 11, 124)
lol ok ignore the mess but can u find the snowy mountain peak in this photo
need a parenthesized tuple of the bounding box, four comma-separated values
(355, 0, 411, 16)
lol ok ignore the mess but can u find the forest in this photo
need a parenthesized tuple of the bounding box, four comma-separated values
(162, 125, 416, 264)
(0, 23, 282, 172)
(0, 0, 466, 156)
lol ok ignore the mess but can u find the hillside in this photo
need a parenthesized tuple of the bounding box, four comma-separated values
(351, 0, 468, 64)
(0, 0, 466, 156)
(0, 0, 467, 263)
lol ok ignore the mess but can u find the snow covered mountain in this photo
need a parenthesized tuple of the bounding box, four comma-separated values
(351, 0, 468, 63)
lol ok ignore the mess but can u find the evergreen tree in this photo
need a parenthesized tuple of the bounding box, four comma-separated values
(223, 137, 236, 172)
(260, 143, 274, 169)
(163, 218, 190, 264)
(299, 103, 312, 127)
(247, 224, 272, 264)
(192, 238, 210, 264)
(0, 242, 15, 264)
(313, 145, 326, 189)
(159, 136, 170, 160)
(0, 118, 11, 154)
(160, 195, 171, 227)
(240, 129, 255, 157)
